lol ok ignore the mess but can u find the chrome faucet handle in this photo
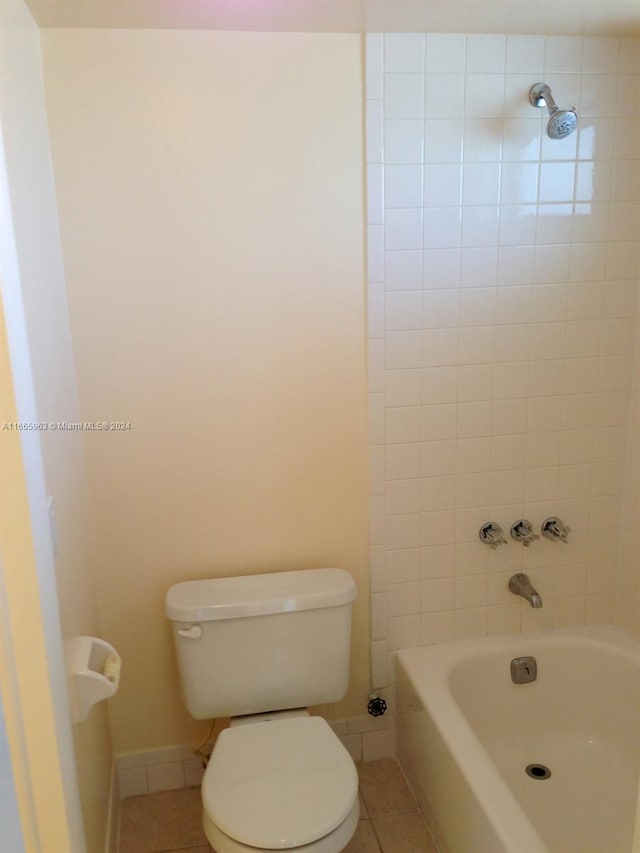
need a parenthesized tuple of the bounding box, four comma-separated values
(541, 517, 571, 543)
(510, 519, 540, 547)
(479, 522, 508, 550)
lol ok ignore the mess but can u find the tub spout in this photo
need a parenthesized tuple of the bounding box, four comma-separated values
(508, 573, 543, 608)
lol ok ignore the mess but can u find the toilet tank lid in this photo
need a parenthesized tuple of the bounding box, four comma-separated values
(165, 568, 357, 622)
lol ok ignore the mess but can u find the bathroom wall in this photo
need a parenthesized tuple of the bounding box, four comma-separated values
(366, 33, 640, 686)
(41, 29, 369, 755)
(0, 0, 114, 848)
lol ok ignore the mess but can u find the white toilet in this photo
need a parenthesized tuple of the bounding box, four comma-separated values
(165, 568, 359, 852)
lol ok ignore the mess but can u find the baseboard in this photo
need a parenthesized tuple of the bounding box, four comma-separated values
(105, 757, 120, 853)
(115, 711, 396, 800)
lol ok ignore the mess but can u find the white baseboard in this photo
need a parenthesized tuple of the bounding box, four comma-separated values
(105, 757, 120, 853)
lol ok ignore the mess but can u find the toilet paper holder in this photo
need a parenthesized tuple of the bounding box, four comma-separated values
(66, 636, 121, 723)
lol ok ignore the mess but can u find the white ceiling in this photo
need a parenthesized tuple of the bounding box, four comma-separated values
(23, 0, 640, 35)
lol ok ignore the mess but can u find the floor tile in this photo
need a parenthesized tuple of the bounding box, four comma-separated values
(119, 759, 438, 853)
(358, 758, 417, 816)
(359, 792, 369, 818)
(167, 847, 210, 853)
(344, 819, 381, 852)
(119, 788, 208, 853)
(372, 810, 439, 852)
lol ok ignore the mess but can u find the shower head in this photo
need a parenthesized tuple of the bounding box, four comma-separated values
(529, 83, 578, 140)
(546, 109, 578, 140)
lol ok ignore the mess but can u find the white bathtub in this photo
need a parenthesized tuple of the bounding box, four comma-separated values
(396, 626, 640, 853)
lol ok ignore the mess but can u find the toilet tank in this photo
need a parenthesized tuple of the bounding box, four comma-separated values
(165, 568, 357, 720)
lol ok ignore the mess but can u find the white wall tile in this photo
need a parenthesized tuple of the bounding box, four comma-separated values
(582, 38, 620, 75)
(422, 328, 458, 366)
(540, 125, 578, 161)
(385, 330, 422, 368)
(424, 163, 462, 206)
(465, 74, 505, 118)
(422, 474, 456, 510)
(366, 99, 384, 164)
(501, 163, 540, 204)
(147, 762, 185, 793)
(387, 478, 421, 514)
(385, 119, 424, 163)
(367, 164, 384, 224)
(385, 165, 423, 208)
(463, 163, 501, 206)
(385, 443, 421, 479)
(385, 291, 422, 330)
(539, 162, 576, 203)
(463, 118, 503, 162)
(384, 34, 425, 74)
(499, 204, 538, 245)
(425, 74, 465, 118)
(545, 37, 583, 73)
(385, 208, 423, 251)
(118, 767, 148, 799)
(387, 548, 421, 582)
(424, 119, 464, 163)
(462, 207, 500, 248)
(466, 36, 506, 74)
(426, 34, 466, 73)
(370, 640, 388, 688)
(460, 246, 498, 287)
(365, 34, 384, 99)
(366, 33, 640, 688)
(421, 440, 457, 476)
(421, 403, 457, 441)
(537, 204, 574, 244)
(367, 226, 384, 283)
(422, 289, 459, 328)
(385, 368, 422, 407)
(385, 73, 425, 119)
(385, 406, 422, 446)
(580, 118, 616, 161)
(506, 36, 545, 74)
(385, 250, 422, 291)
(423, 207, 462, 249)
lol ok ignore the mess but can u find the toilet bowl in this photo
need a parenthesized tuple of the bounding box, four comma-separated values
(165, 568, 359, 852)
(202, 714, 359, 852)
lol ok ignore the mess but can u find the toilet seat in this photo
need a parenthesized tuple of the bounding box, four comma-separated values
(202, 716, 358, 850)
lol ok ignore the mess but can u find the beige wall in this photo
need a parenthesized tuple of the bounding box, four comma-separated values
(0, 0, 114, 848)
(42, 29, 369, 753)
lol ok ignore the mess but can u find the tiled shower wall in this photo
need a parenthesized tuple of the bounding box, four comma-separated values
(366, 33, 640, 688)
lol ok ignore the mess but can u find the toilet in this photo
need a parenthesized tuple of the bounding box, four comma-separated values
(165, 568, 359, 852)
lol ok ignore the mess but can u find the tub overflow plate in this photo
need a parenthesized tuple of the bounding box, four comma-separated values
(511, 656, 537, 684)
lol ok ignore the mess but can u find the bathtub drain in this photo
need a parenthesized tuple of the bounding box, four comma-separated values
(525, 763, 551, 780)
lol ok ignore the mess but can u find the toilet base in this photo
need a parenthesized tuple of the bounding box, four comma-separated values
(203, 797, 359, 853)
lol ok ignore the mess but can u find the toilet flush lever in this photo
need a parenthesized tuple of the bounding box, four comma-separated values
(178, 625, 202, 639)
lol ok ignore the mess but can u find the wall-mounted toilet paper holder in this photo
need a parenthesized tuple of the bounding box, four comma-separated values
(65, 636, 121, 723)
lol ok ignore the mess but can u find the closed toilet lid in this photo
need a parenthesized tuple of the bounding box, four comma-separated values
(202, 716, 358, 850)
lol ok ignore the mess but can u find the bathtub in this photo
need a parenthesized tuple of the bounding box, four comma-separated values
(396, 626, 640, 853)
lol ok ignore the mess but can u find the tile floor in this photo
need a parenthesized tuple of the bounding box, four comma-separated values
(119, 758, 440, 853)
